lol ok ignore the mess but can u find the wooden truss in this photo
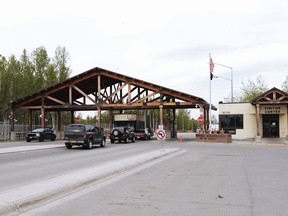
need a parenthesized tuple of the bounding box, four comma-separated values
(9, 67, 212, 131)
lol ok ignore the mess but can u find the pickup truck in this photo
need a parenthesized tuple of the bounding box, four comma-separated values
(63, 124, 106, 149)
(134, 129, 152, 140)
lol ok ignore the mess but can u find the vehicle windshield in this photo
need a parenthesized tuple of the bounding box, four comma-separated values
(32, 128, 45, 133)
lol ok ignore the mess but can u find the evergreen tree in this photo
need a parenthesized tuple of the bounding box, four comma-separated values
(20, 49, 35, 96)
(53, 46, 71, 82)
(31, 47, 50, 91)
(0, 46, 71, 121)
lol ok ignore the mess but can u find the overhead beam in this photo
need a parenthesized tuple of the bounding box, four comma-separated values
(104, 82, 128, 103)
(45, 95, 67, 105)
(72, 84, 96, 104)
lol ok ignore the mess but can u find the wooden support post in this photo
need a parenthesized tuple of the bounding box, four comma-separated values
(29, 110, 32, 131)
(159, 105, 163, 126)
(256, 104, 260, 136)
(71, 111, 74, 124)
(10, 109, 15, 132)
(57, 111, 61, 132)
(109, 109, 113, 132)
(159, 93, 163, 127)
(97, 108, 101, 128)
(41, 97, 45, 128)
(69, 85, 72, 105)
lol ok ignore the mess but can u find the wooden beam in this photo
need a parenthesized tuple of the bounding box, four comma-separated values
(45, 95, 66, 105)
(134, 92, 158, 103)
(104, 82, 128, 103)
(72, 84, 96, 104)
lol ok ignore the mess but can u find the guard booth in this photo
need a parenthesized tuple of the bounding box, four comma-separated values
(113, 114, 145, 130)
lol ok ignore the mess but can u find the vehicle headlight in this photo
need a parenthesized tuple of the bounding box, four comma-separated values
(35, 133, 40, 137)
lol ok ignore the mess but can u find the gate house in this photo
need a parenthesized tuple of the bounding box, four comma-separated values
(218, 87, 288, 140)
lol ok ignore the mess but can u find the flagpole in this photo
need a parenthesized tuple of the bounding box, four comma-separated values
(209, 53, 212, 132)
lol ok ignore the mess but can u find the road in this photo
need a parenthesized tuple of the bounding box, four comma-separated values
(1, 139, 288, 216)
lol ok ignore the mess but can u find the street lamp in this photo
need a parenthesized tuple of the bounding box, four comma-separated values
(214, 63, 234, 102)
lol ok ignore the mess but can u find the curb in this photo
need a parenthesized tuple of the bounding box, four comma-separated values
(0, 145, 64, 154)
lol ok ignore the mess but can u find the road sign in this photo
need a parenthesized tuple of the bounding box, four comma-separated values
(197, 116, 204, 124)
(157, 130, 166, 140)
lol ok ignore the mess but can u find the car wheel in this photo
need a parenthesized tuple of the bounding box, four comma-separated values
(26, 139, 31, 142)
(124, 136, 128, 143)
(51, 135, 56, 141)
(65, 143, 72, 149)
(87, 139, 93, 149)
(110, 139, 115, 143)
(113, 129, 120, 136)
(39, 136, 44, 142)
(132, 137, 135, 142)
(100, 138, 106, 147)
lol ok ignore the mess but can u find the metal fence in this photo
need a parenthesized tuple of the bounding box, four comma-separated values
(0, 121, 10, 141)
(0, 122, 111, 141)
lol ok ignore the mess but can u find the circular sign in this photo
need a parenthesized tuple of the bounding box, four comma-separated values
(157, 130, 166, 140)
(197, 116, 204, 124)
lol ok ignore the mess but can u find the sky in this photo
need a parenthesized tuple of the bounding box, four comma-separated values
(1, 0, 288, 118)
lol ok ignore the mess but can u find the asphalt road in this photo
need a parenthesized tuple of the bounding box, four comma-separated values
(1, 139, 288, 216)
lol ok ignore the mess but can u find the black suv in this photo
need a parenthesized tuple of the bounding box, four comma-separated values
(110, 127, 136, 143)
(26, 127, 56, 142)
(64, 124, 106, 149)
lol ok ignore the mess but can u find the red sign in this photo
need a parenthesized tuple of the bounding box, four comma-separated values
(157, 130, 166, 140)
(76, 116, 80, 124)
(197, 116, 204, 124)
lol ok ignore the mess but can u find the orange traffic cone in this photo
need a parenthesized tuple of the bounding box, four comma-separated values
(180, 135, 183, 142)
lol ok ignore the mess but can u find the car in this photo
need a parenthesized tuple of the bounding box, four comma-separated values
(109, 127, 136, 143)
(63, 124, 106, 149)
(134, 129, 151, 140)
(26, 127, 56, 142)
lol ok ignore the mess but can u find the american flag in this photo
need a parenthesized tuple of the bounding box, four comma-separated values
(210, 54, 215, 80)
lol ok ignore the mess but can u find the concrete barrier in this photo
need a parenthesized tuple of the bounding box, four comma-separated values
(196, 133, 232, 143)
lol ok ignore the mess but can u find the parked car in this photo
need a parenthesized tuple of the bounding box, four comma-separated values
(63, 124, 106, 149)
(109, 127, 136, 143)
(134, 129, 151, 140)
(26, 127, 56, 142)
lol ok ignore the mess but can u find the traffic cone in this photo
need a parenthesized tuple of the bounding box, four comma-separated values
(180, 135, 183, 142)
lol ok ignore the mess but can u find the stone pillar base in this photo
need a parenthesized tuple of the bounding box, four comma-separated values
(165, 130, 171, 139)
(255, 135, 261, 143)
(56, 131, 63, 140)
(10, 132, 16, 141)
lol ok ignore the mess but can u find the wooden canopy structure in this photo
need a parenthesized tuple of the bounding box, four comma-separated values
(9, 67, 213, 137)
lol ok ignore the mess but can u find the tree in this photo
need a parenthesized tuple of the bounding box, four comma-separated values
(176, 109, 191, 132)
(53, 46, 71, 82)
(20, 49, 35, 96)
(0, 56, 8, 119)
(238, 75, 269, 102)
(0, 46, 72, 122)
(282, 75, 288, 93)
(31, 47, 50, 91)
